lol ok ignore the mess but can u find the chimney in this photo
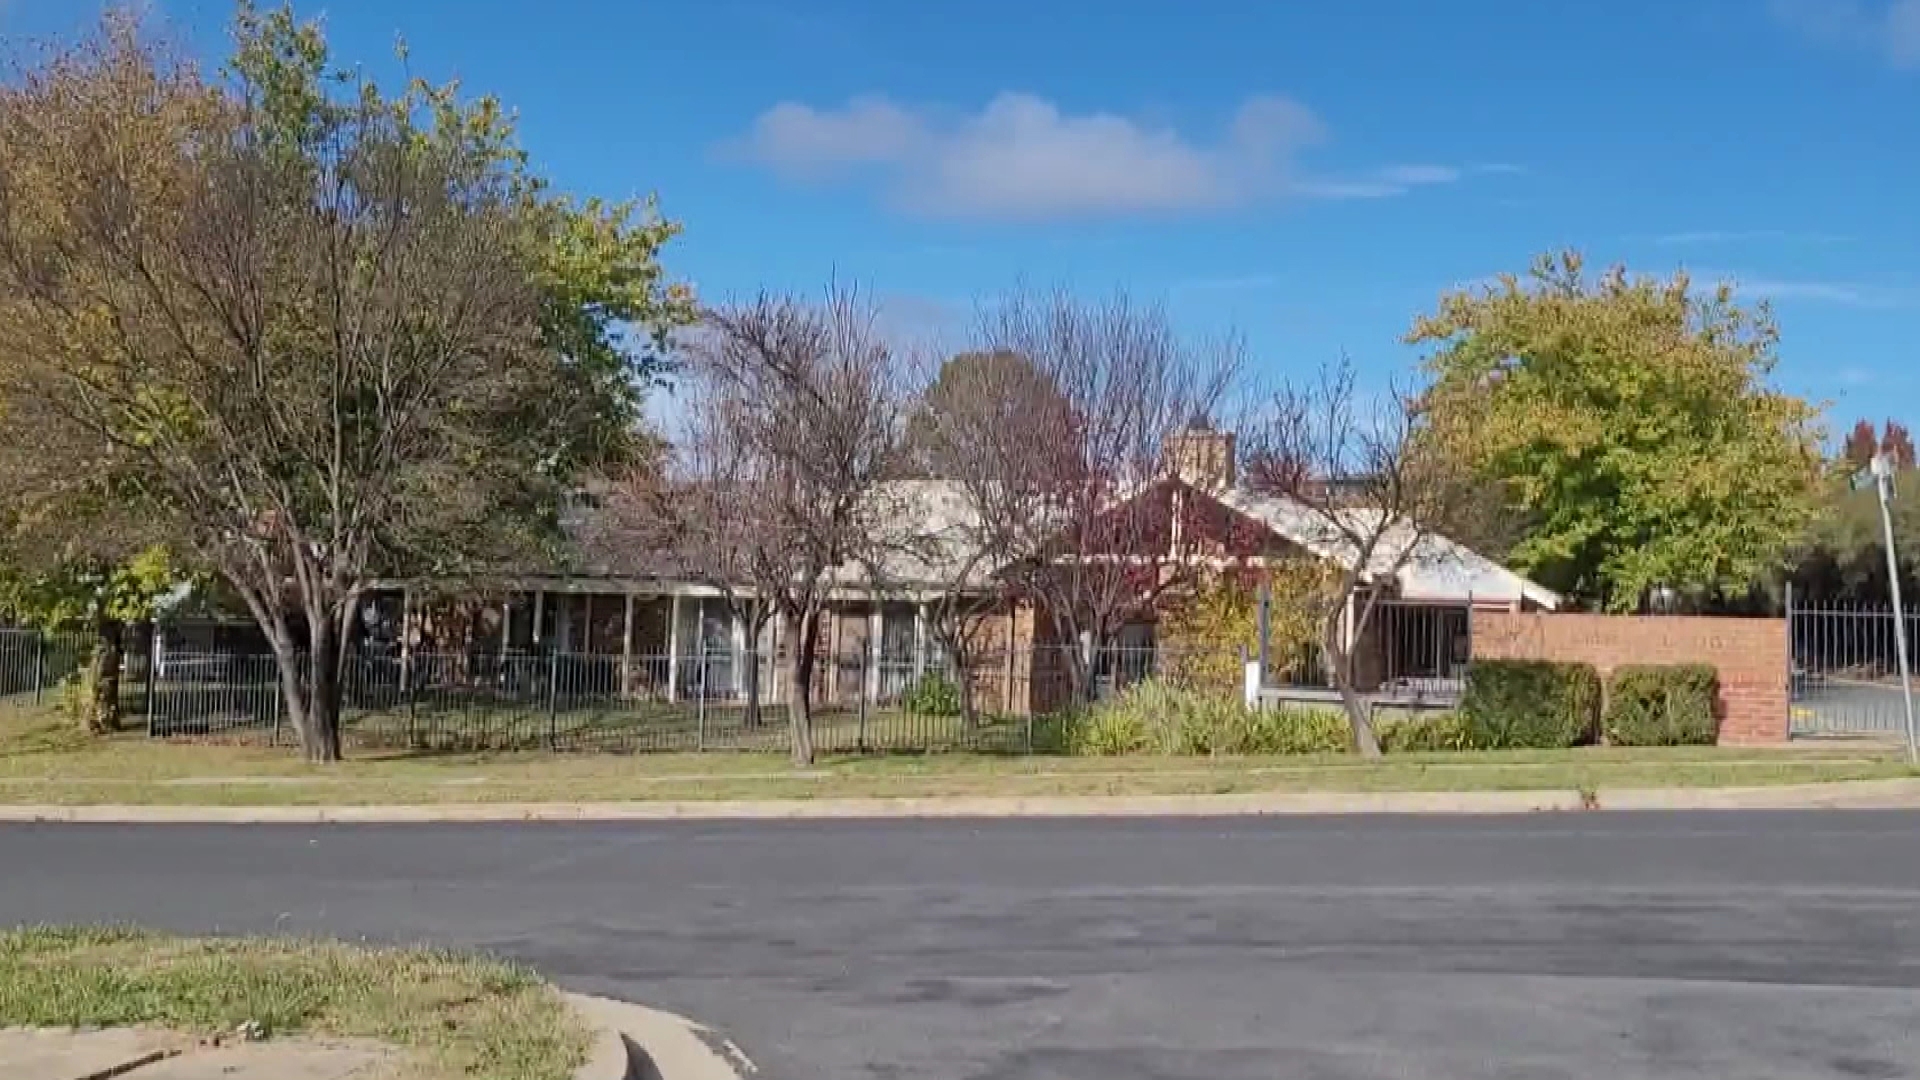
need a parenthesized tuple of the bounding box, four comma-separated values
(1164, 423, 1236, 492)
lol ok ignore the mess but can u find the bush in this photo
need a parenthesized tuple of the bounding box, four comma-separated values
(1378, 711, 1477, 753)
(1067, 701, 1154, 756)
(1461, 660, 1601, 749)
(1604, 664, 1718, 746)
(1064, 678, 1351, 756)
(1226, 707, 1351, 755)
(901, 671, 962, 717)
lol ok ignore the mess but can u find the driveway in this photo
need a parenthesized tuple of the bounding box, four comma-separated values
(3, 812, 1920, 1079)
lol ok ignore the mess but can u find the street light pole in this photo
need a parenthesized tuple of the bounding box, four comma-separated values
(1870, 453, 1917, 764)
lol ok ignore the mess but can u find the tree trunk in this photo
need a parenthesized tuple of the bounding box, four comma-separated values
(303, 616, 344, 763)
(1323, 615, 1381, 759)
(86, 618, 124, 734)
(1065, 632, 1096, 708)
(743, 615, 764, 730)
(784, 609, 818, 766)
(743, 650, 762, 729)
(271, 642, 311, 753)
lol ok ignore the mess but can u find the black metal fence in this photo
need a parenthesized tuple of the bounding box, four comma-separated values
(104, 640, 1237, 755)
(0, 626, 155, 719)
(1262, 600, 1471, 707)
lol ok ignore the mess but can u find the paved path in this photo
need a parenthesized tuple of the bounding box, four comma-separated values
(5, 812, 1920, 1079)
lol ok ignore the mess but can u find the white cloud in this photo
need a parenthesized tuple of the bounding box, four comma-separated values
(1771, 0, 1920, 68)
(1708, 275, 1915, 307)
(1648, 229, 1849, 246)
(724, 93, 1508, 220)
(1293, 164, 1517, 199)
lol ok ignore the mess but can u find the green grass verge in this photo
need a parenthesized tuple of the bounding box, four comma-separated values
(2, 700, 1912, 805)
(0, 926, 588, 1080)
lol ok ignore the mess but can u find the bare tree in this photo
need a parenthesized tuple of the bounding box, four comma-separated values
(593, 394, 785, 728)
(1242, 359, 1478, 757)
(902, 351, 1056, 722)
(680, 289, 911, 765)
(954, 291, 1240, 704)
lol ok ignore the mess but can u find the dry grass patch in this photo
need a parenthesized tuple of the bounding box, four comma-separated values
(0, 926, 588, 1080)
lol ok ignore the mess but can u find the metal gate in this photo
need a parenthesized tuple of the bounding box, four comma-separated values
(1788, 595, 1917, 736)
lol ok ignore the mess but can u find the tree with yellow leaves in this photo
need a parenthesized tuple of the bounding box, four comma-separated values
(1408, 251, 1822, 612)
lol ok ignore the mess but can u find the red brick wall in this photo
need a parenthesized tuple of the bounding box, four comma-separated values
(1472, 613, 1789, 745)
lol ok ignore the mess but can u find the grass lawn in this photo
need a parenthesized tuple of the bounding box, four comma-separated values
(0, 926, 588, 1080)
(1, 699, 1912, 806)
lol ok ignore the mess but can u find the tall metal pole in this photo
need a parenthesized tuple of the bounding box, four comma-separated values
(1871, 454, 1917, 763)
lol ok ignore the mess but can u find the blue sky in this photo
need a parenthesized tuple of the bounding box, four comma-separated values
(6, 0, 1919, 429)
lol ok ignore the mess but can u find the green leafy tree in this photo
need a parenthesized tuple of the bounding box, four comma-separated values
(0, 7, 691, 760)
(1408, 251, 1823, 611)
(1786, 470, 1920, 604)
(0, 548, 185, 733)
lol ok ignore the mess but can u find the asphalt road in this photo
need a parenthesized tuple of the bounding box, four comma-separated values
(6, 813, 1920, 1080)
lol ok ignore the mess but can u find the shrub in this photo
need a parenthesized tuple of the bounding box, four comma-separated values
(1067, 702, 1154, 756)
(1228, 707, 1351, 755)
(1604, 664, 1718, 746)
(57, 669, 93, 728)
(1064, 678, 1352, 756)
(901, 671, 963, 717)
(1461, 660, 1600, 749)
(1378, 711, 1477, 753)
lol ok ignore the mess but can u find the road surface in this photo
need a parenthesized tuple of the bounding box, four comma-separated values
(5, 812, 1920, 1079)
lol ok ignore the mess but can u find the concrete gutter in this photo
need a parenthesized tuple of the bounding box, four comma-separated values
(567, 994, 750, 1080)
(7, 778, 1920, 823)
(0, 996, 740, 1080)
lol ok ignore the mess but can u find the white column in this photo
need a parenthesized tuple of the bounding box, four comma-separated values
(399, 587, 414, 691)
(867, 608, 884, 703)
(666, 594, 683, 703)
(531, 591, 545, 646)
(500, 597, 512, 659)
(730, 609, 748, 700)
(914, 602, 928, 680)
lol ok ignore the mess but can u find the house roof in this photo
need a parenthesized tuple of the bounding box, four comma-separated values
(555, 471, 1557, 609)
(844, 477, 1559, 608)
(1215, 487, 1561, 610)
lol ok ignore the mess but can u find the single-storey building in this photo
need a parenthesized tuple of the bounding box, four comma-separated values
(366, 427, 1556, 712)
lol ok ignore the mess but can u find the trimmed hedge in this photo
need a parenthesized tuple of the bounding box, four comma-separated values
(1461, 659, 1601, 749)
(1604, 664, 1719, 746)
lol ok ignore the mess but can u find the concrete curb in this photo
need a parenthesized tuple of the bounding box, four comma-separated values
(0, 791, 1581, 822)
(6, 778, 1920, 823)
(566, 993, 750, 1080)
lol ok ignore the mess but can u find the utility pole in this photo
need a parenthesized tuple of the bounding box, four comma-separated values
(1871, 452, 1917, 763)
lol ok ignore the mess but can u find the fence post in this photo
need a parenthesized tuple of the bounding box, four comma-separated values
(547, 647, 561, 750)
(857, 647, 869, 753)
(1256, 581, 1272, 675)
(404, 650, 419, 749)
(1024, 691, 1034, 755)
(696, 649, 709, 752)
(1243, 644, 1261, 711)
(31, 633, 45, 707)
(143, 627, 158, 737)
